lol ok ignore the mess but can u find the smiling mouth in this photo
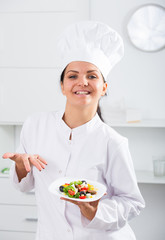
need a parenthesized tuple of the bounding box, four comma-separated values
(74, 91, 91, 95)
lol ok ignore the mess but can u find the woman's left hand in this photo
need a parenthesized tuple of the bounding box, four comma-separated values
(60, 197, 100, 221)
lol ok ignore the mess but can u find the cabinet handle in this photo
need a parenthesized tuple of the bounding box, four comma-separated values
(26, 191, 35, 195)
(25, 218, 38, 222)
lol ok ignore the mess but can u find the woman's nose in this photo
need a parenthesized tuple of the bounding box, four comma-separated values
(77, 77, 88, 86)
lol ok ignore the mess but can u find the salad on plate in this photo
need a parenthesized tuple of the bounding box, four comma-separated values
(48, 177, 106, 202)
(59, 180, 97, 200)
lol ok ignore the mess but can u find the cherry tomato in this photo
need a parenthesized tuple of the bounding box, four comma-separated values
(68, 190, 75, 196)
(79, 195, 86, 199)
(65, 183, 69, 185)
(81, 187, 88, 191)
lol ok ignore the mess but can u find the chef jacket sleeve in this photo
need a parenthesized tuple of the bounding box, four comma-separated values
(10, 119, 35, 192)
(81, 138, 145, 231)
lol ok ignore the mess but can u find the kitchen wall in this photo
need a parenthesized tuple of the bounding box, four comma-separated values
(0, 1, 90, 238)
(89, 1, 165, 240)
(0, 0, 90, 165)
(0, 0, 90, 122)
(90, 0, 165, 119)
(0, 1, 165, 240)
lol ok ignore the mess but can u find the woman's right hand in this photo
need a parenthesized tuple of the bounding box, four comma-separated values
(2, 153, 47, 172)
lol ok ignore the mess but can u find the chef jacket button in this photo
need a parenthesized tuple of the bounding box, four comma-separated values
(67, 228, 71, 232)
(59, 170, 62, 174)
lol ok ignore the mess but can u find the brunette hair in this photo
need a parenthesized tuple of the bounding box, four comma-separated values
(60, 67, 105, 122)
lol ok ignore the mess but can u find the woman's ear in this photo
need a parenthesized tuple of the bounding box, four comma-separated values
(101, 82, 108, 96)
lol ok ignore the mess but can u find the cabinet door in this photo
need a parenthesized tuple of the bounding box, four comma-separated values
(0, 1, 89, 122)
(0, 69, 66, 122)
(0, 1, 89, 67)
(0, 205, 37, 232)
(0, 231, 36, 240)
(0, 177, 36, 205)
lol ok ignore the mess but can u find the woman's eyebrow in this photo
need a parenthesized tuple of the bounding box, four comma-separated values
(87, 70, 99, 73)
(66, 70, 79, 74)
(66, 69, 99, 74)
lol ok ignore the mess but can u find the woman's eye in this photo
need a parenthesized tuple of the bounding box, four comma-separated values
(69, 75, 77, 79)
(88, 75, 97, 79)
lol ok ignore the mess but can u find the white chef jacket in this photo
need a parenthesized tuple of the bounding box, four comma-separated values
(10, 110, 145, 240)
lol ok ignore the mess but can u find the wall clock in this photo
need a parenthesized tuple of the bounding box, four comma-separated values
(127, 4, 165, 52)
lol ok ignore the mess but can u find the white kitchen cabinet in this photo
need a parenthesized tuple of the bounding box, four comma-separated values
(0, 0, 89, 68)
(0, 176, 36, 205)
(0, 175, 37, 240)
(0, 0, 82, 12)
(0, 69, 66, 122)
(0, 0, 90, 122)
(0, 232, 36, 240)
(0, 12, 89, 68)
(0, 205, 37, 232)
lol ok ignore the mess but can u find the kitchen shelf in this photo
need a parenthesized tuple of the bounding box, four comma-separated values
(0, 173, 10, 178)
(0, 122, 23, 125)
(106, 119, 165, 128)
(1, 119, 165, 127)
(1, 171, 165, 184)
(136, 170, 165, 184)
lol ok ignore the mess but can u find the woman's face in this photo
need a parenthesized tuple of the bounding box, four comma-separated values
(61, 61, 107, 109)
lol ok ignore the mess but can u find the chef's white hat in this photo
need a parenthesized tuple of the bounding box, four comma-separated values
(56, 21, 124, 80)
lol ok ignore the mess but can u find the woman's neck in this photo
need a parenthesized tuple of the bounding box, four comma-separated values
(63, 105, 97, 129)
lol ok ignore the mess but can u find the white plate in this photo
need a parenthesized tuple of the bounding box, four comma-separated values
(48, 177, 107, 202)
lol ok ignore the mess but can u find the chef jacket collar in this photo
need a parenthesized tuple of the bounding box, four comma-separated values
(56, 109, 102, 141)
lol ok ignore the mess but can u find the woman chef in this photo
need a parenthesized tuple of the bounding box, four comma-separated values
(3, 21, 145, 240)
